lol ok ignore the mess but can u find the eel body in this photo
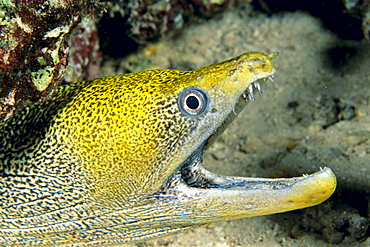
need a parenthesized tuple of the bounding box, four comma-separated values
(0, 51, 336, 246)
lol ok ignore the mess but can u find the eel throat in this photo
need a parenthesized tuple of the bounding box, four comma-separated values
(0, 51, 336, 246)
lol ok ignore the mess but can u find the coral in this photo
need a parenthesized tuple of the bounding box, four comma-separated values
(343, 0, 370, 40)
(0, 0, 108, 127)
(65, 17, 102, 83)
(117, 0, 232, 44)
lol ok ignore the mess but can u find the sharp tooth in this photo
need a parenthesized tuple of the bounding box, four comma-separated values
(232, 107, 237, 115)
(253, 81, 262, 95)
(247, 84, 255, 101)
(242, 92, 247, 99)
(268, 75, 275, 82)
(248, 84, 254, 94)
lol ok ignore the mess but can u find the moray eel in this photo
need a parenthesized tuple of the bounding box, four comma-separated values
(0, 51, 336, 246)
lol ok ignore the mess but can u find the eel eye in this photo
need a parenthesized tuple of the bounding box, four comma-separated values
(178, 87, 208, 117)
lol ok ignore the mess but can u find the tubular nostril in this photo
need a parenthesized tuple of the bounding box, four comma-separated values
(268, 51, 280, 59)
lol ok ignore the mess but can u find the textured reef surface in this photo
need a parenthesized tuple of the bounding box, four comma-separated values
(0, 0, 229, 126)
(0, 0, 108, 126)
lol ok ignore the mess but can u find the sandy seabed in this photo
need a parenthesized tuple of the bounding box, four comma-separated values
(102, 6, 370, 247)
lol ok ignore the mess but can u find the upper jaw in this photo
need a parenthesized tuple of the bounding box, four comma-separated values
(204, 75, 274, 150)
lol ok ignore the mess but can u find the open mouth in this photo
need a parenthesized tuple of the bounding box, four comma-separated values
(171, 75, 305, 191)
(179, 76, 276, 189)
(160, 76, 336, 208)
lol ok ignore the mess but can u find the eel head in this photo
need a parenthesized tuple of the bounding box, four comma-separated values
(0, 51, 336, 246)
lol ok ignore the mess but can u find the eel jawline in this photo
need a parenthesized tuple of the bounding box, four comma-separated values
(161, 150, 336, 219)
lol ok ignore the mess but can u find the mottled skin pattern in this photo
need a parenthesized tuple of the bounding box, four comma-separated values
(0, 52, 336, 246)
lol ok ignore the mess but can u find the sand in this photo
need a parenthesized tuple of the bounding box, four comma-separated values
(101, 5, 370, 247)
